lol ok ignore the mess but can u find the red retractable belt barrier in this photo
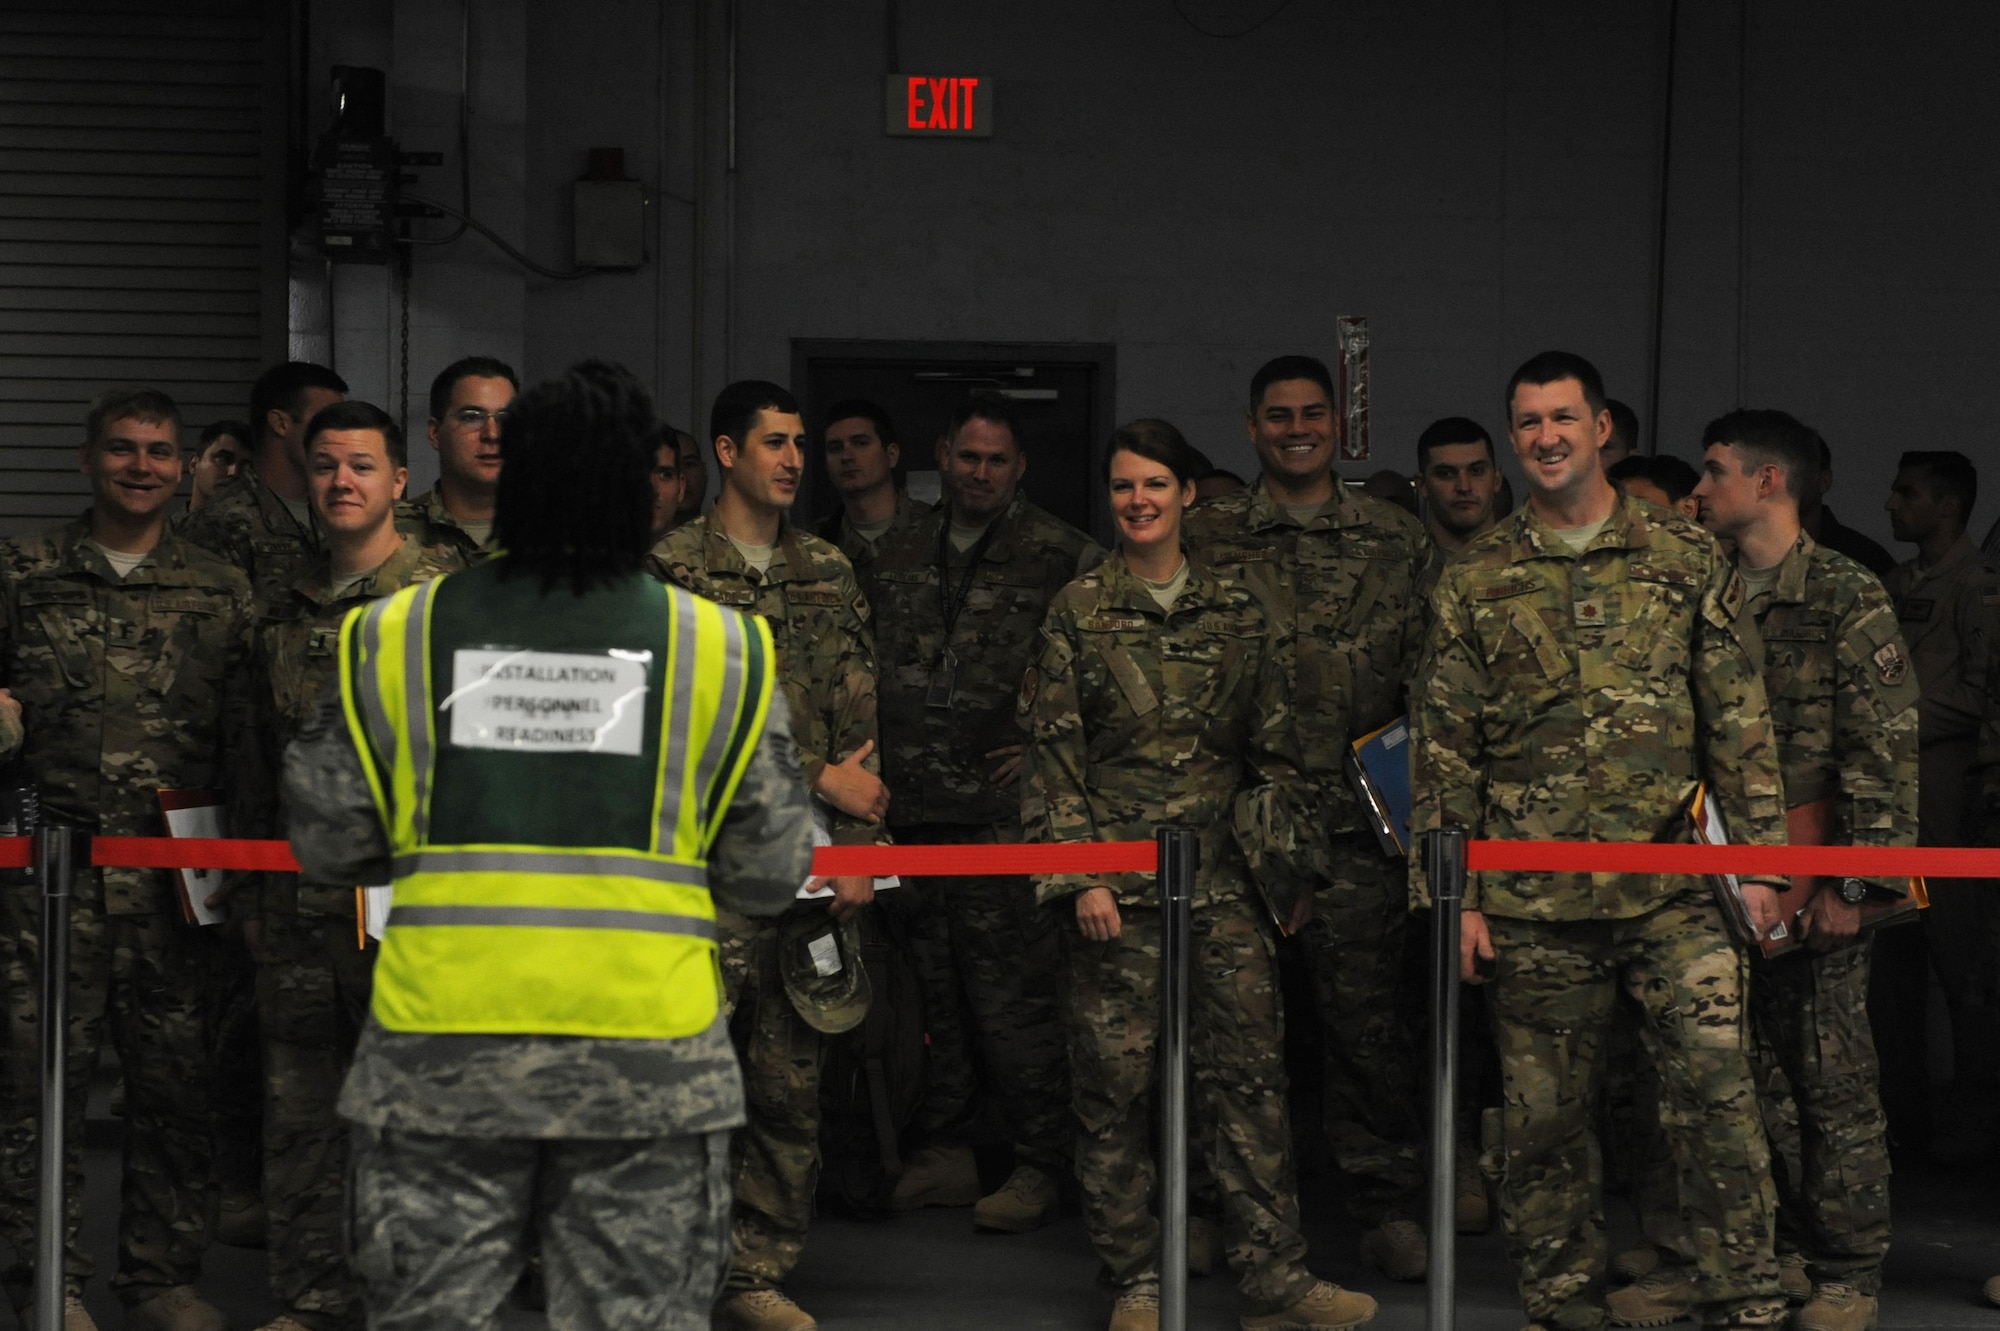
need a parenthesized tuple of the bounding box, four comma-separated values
(0, 834, 1991, 879)
(0, 836, 1162, 878)
(1465, 840, 2000, 879)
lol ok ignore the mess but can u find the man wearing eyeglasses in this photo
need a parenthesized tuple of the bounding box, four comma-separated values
(404, 357, 518, 561)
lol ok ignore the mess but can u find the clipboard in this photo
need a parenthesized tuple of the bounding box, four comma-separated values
(1688, 784, 1925, 959)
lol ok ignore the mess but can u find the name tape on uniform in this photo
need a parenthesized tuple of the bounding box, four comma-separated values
(444, 649, 650, 755)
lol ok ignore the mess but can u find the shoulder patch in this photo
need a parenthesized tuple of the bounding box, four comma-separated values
(1872, 641, 1908, 686)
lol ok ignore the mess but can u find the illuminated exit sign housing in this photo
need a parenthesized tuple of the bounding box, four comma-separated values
(885, 75, 993, 137)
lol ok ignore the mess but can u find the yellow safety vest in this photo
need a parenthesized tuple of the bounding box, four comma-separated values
(339, 565, 775, 1039)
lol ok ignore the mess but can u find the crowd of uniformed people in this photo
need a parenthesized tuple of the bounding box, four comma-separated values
(0, 346, 1997, 1331)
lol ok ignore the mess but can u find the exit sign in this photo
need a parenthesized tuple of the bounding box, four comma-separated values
(885, 75, 993, 137)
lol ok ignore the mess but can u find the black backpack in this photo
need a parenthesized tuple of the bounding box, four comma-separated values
(816, 905, 930, 1215)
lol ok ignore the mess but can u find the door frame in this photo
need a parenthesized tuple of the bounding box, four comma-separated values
(791, 338, 1119, 541)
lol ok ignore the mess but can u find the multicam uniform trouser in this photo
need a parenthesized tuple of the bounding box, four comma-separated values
(718, 906, 824, 1290)
(0, 877, 215, 1311)
(257, 910, 377, 1329)
(1064, 895, 1315, 1315)
(1484, 891, 1783, 1329)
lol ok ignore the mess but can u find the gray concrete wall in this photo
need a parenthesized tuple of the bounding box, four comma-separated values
(312, 0, 2000, 551)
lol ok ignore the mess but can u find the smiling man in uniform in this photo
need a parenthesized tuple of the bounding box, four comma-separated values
(1413, 350, 1789, 1331)
(1185, 356, 1437, 1281)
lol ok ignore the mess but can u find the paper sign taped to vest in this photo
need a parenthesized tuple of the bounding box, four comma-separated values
(444, 649, 650, 755)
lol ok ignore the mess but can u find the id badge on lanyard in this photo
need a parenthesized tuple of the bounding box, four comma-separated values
(926, 647, 957, 709)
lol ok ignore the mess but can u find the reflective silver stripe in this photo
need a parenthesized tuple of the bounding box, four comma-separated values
(392, 848, 709, 887)
(657, 583, 702, 852)
(356, 600, 397, 770)
(693, 604, 745, 807)
(404, 578, 439, 839)
(388, 904, 717, 939)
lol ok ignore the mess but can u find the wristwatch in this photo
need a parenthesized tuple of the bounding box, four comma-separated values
(1835, 876, 1869, 905)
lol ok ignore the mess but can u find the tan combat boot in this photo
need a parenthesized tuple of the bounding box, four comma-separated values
(887, 1142, 981, 1210)
(125, 1286, 225, 1331)
(1109, 1283, 1159, 1331)
(1187, 1215, 1224, 1277)
(1985, 1275, 2000, 1307)
(214, 1190, 266, 1248)
(1613, 1245, 1662, 1283)
(714, 1287, 817, 1331)
(972, 1163, 1059, 1233)
(1606, 1264, 1694, 1327)
(1239, 1280, 1377, 1331)
(1777, 1253, 1812, 1303)
(1795, 1283, 1877, 1331)
(65, 1293, 99, 1331)
(1357, 1220, 1427, 1282)
(1454, 1156, 1490, 1234)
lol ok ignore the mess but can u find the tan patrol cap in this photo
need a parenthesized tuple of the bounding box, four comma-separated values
(778, 910, 871, 1034)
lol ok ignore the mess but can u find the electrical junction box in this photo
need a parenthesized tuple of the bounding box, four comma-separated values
(574, 179, 647, 269)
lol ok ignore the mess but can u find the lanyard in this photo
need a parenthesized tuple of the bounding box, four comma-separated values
(936, 517, 999, 643)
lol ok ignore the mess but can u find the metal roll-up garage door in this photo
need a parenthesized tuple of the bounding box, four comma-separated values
(0, 0, 286, 538)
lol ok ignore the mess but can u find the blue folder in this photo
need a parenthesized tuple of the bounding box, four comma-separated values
(1347, 717, 1413, 858)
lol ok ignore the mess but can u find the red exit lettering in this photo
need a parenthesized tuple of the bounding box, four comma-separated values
(905, 76, 981, 132)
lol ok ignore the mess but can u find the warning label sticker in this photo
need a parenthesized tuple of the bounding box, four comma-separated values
(444, 649, 650, 755)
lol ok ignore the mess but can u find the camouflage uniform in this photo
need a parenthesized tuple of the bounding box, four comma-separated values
(175, 464, 317, 1218)
(1023, 549, 1321, 1312)
(284, 577, 813, 1331)
(646, 515, 885, 1291)
(1636, 535, 1918, 1293)
(245, 534, 462, 1330)
(394, 484, 496, 564)
(1882, 535, 2000, 1108)
(1412, 493, 1787, 1329)
(816, 490, 930, 575)
(1185, 478, 1436, 1225)
(0, 517, 254, 1311)
(1743, 536, 1916, 1293)
(178, 465, 322, 612)
(864, 495, 1101, 1171)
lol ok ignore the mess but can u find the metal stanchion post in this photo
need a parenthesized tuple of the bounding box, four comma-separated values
(1156, 826, 1196, 1331)
(35, 824, 75, 1331)
(1425, 827, 1468, 1331)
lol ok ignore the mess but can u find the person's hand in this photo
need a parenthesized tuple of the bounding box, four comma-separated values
(1461, 909, 1495, 984)
(241, 918, 268, 966)
(814, 741, 888, 824)
(1285, 890, 1315, 937)
(1076, 886, 1121, 942)
(1799, 886, 1861, 950)
(985, 743, 1027, 789)
(0, 688, 22, 753)
(821, 874, 873, 923)
(203, 869, 248, 912)
(1741, 883, 1783, 943)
